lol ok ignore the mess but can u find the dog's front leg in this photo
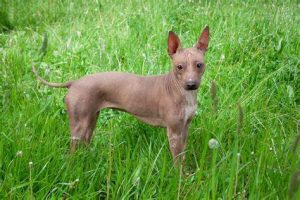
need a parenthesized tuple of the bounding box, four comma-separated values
(181, 123, 190, 164)
(167, 125, 185, 165)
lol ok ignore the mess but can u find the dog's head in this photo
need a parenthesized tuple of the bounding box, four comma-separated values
(168, 26, 209, 91)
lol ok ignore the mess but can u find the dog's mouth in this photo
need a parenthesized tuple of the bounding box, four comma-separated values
(185, 85, 198, 91)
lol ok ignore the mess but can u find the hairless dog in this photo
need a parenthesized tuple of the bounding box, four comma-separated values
(33, 26, 210, 164)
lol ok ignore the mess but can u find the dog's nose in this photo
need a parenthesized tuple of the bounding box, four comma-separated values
(186, 81, 197, 90)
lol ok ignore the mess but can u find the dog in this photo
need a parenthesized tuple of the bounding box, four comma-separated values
(33, 26, 210, 164)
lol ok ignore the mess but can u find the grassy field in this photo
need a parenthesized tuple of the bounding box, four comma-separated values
(1, 0, 299, 199)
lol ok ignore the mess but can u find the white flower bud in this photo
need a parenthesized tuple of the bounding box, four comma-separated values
(220, 53, 225, 61)
(16, 151, 23, 157)
(208, 138, 219, 149)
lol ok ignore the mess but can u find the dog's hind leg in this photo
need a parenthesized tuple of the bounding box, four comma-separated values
(82, 111, 99, 145)
(67, 104, 83, 152)
(66, 91, 101, 151)
(65, 94, 86, 152)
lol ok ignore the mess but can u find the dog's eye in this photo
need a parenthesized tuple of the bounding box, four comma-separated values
(197, 63, 203, 68)
(177, 65, 183, 70)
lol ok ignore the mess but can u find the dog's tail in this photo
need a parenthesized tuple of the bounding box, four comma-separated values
(32, 65, 73, 88)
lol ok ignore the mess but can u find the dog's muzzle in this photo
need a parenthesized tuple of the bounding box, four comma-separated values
(185, 81, 198, 90)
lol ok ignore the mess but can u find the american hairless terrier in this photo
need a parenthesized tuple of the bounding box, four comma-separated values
(33, 26, 210, 164)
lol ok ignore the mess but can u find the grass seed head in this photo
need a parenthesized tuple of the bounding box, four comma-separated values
(237, 102, 244, 134)
(289, 171, 300, 199)
(39, 33, 48, 60)
(210, 80, 218, 114)
(291, 133, 300, 153)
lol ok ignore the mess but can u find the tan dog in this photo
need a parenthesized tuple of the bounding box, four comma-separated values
(33, 26, 210, 163)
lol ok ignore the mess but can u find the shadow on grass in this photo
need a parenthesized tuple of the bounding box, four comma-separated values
(0, 11, 13, 33)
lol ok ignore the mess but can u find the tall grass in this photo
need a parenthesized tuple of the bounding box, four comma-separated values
(0, 0, 299, 199)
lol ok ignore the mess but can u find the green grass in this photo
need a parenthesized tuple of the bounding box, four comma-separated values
(1, 0, 299, 199)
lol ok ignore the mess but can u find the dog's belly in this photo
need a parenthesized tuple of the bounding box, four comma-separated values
(133, 115, 165, 127)
(100, 101, 165, 127)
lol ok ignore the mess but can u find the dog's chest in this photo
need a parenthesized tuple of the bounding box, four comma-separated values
(183, 91, 197, 121)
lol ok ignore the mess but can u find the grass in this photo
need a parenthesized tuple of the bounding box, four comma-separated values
(0, 0, 299, 199)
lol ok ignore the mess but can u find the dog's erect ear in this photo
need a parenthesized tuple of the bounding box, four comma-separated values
(195, 26, 209, 51)
(168, 31, 181, 56)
